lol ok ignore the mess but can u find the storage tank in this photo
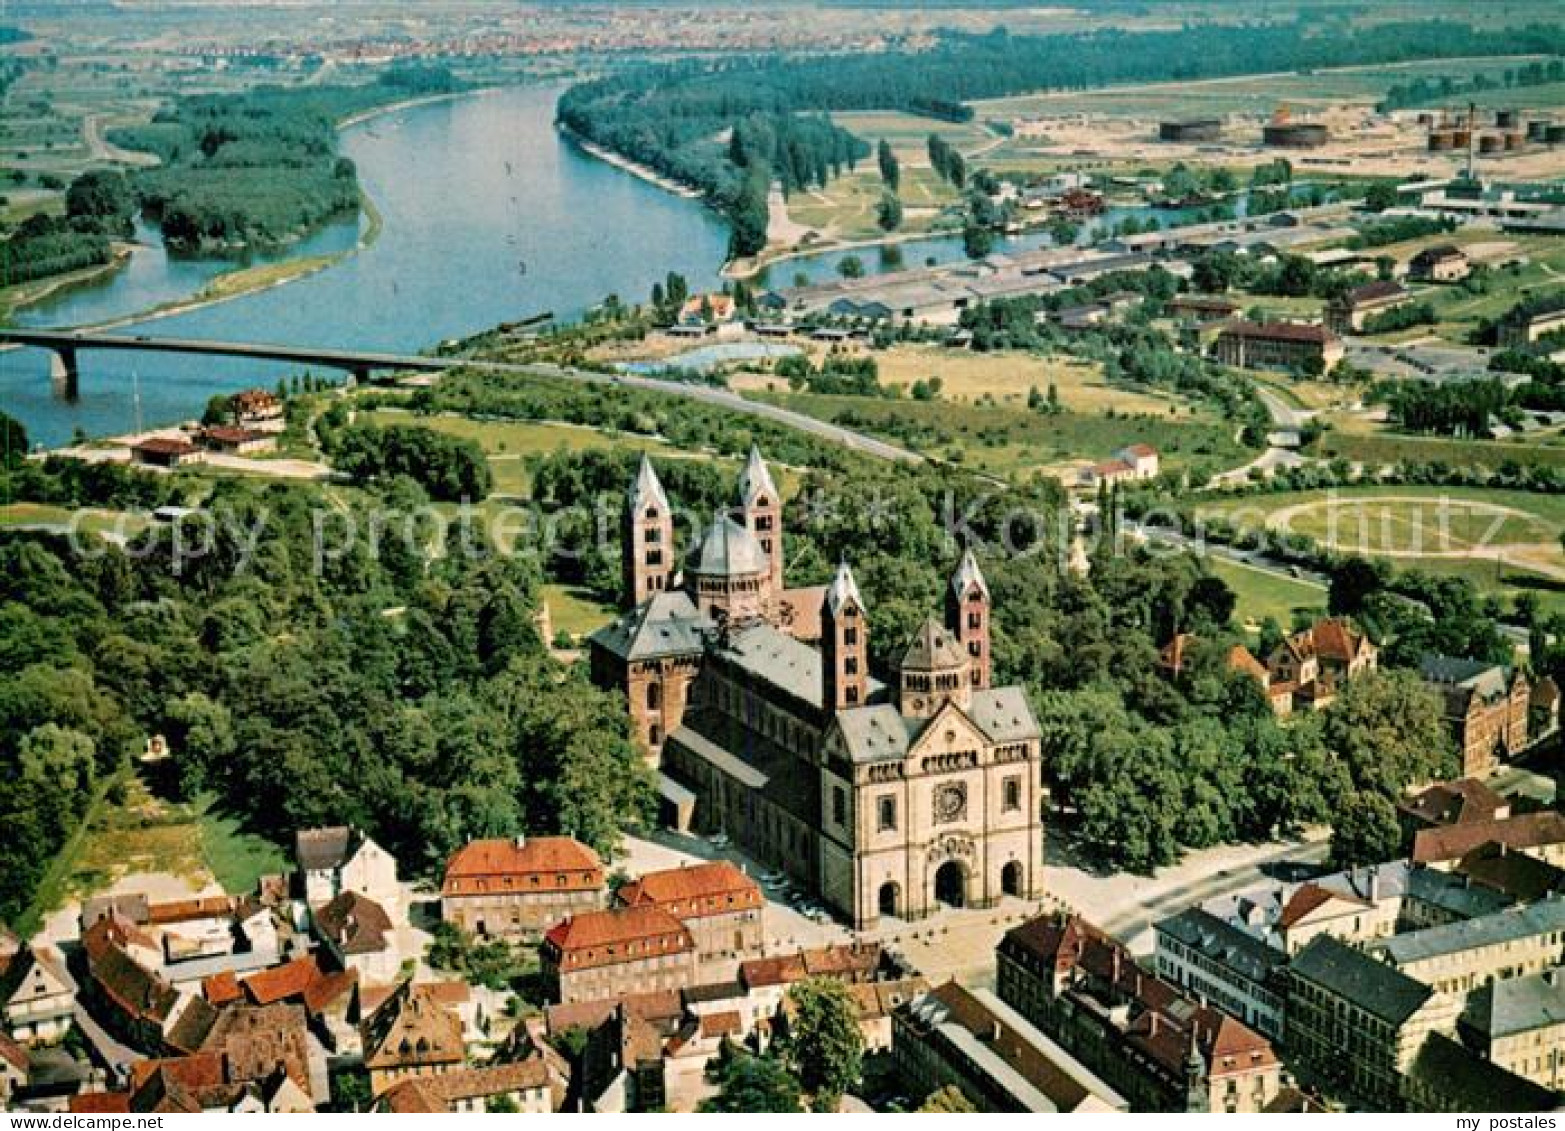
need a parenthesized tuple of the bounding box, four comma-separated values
(1549, 125, 1565, 145)
(1478, 135, 1503, 155)
(1262, 122, 1329, 149)
(1496, 109, 1518, 129)
(1504, 132, 1523, 151)
(1528, 120, 1550, 142)
(1427, 131, 1454, 152)
(1452, 128, 1471, 148)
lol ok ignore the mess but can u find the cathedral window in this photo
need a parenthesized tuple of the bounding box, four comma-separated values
(877, 796, 898, 832)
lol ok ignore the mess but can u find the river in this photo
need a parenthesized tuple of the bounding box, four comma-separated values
(0, 79, 1331, 448)
(0, 83, 729, 447)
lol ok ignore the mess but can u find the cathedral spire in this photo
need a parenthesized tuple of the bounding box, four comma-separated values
(947, 547, 992, 689)
(822, 560, 867, 711)
(737, 443, 778, 506)
(622, 455, 673, 608)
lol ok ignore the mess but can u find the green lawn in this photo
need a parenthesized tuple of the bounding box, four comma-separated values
(750, 390, 1248, 479)
(541, 583, 617, 640)
(1206, 555, 1325, 627)
(196, 795, 290, 894)
(1317, 430, 1565, 472)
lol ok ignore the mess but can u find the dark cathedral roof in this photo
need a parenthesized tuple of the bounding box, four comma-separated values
(687, 514, 769, 578)
(900, 617, 967, 673)
(589, 591, 711, 661)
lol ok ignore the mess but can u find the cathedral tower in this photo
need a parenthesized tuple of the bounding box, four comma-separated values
(946, 548, 992, 689)
(623, 455, 673, 608)
(737, 445, 784, 594)
(821, 561, 868, 711)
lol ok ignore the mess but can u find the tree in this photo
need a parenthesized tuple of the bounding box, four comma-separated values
(1331, 791, 1402, 868)
(837, 255, 865, 279)
(700, 1047, 802, 1113)
(202, 394, 234, 427)
(962, 223, 994, 260)
(1363, 181, 1399, 213)
(917, 1085, 976, 1112)
(1327, 557, 1388, 617)
(876, 138, 900, 192)
(780, 978, 864, 1110)
(1322, 669, 1453, 796)
(0, 410, 27, 469)
(876, 192, 903, 232)
(65, 169, 136, 236)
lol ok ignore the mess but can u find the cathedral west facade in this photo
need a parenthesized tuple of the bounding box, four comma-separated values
(588, 449, 1044, 929)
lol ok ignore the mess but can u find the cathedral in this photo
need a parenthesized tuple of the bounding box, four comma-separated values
(589, 448, 1045, 928)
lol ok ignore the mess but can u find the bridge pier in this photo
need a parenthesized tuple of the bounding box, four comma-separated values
(48, 346, 79, 400)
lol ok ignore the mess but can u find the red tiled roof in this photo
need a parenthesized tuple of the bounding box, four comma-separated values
(1400, 779, 1509, 828)
(1220, 319, 1334, 345)
(699, 1011, 743, 1039)
(1413, 811, 1565, 864)
(1343, 279, 1407, 306)
(133, 437, 200, 456)
(545, 989, 684, 1037)
(1123, 443, 1158, 458)
(542, 907, 693, 972)
(1227, 644, 1269, 682)
(201, 425, 268, 445)
(1277, 882, 1368, 929)
(442, 836, 603, 897)
(314, 890, 393, 955)
(70, 1094, 133, 1113)
(147, 896, 232, 925)
(614, 861, 761, 920)
(739, 953, 807, 989)
(130, 1053, 227, 1095)
(241, 954, 353, 1015)
(203, 971, 243, 1007)
(0, 1030, 27, 1075)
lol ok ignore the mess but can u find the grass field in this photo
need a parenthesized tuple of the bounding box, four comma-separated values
(21, 773, 287, 931)
(1194, 485, 1565, 612)
(784, 166, 962, 241)
(0, 502, 149, 539)
(831, 111, 996, 161)
(1205, 555, 1325, 627)
(541, 582, 617, 639)
(1317, 430, 1565, 472)
(750, 389, 1246, 479)
(731, 345, 1191, 417)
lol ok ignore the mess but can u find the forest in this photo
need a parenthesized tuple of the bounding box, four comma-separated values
(0, 169, 136, 288)
(558, 18, 1565, 255)
(109, 67, 463, 253)
(0, 423, 652, 925)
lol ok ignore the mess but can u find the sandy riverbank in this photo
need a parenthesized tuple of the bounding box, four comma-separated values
(558, 125, 705, 200)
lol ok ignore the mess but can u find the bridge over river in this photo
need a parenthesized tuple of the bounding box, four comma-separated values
(0, 329, 920, 464)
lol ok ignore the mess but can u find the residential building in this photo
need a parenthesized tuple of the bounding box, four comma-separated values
(1409, 245, 1471, 284)
(229, 388, 284, 425)
(892, 981, 1128, 1113)
(996, 913, 1283, 1112)
(1326, 280, 1413, 334)
(375, 1057, 558, 1113)
(1154, 907, 1289, 1041)
(294, 826, 399, 911)
(612, 860, 763, 970)
(541, 906, 698, 1004)
(199, 426, 277, 456)
(1167, 295, 1239, 323)
(1284, 935, 1456, 1111)
(131, 437, 204, 469)
(591, 452, 1044, 928)
(1212, 320, 1344, 373)
(1397, 778, 1511, 840)
(1401, 1030, 1559, 1113)
(1079, 444, 1160, 487)
(0, 1032, 25, 1107)
(1413, 810, 1565, 869)
(1370, 897, 1565, 996)
(1497, 299, 1565, 349)
(579, 1003, 667, 1113)
(1265, 617, 1377, 712)
(1459, 966, 1565, 1090)
(312, 890, 397, 983)
(1418, 655, 1538, 777)
(1, 947, 77, 1044)
(360, 981, 466, 1096)
(440, 836, 605, 940)
(844, 977, 929, 1053)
